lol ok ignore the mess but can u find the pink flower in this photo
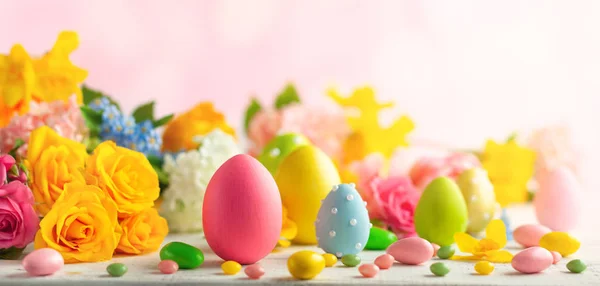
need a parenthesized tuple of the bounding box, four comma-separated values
(409, 152, 480, 190)
(363, 175, 420, 236)
(0, 155, 16, 186)
(348, 153, 386, 192)
(247, 110, 282, 157)
(0, 95, 86, 158)
(0, 181, 39, 249)
(526, 125, 581, 181)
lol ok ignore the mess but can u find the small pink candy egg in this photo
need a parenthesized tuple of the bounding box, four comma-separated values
(244, 264, 265, 279)
(513, 224, 551, 248)
(158, 260, 179, 274)
(22, 248, 64, 276)
(358, 264, 379, 278)
(374, 254, 394, 270)
(511, 246, 553, 274)
(551, 251, 562, 264)
(386, 237, 433, 265)
(431, 243, 440, 257)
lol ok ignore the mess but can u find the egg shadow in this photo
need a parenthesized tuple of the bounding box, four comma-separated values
(504, 272, 529, 276)
(424, 274, 443, 278)
(4, 273, 29, 279)
(200, 260, 223, 269)
(272, 277, 300, 282)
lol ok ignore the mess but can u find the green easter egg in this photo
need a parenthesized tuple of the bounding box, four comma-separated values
(457, 168, 497, 234)
(365, 227, 398, 250)
(160, 242, 204, 269)
(258, 133, 309, 175)
(415, 177, 468, 246)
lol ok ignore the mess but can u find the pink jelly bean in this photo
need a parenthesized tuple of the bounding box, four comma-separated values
(158, 260, 179, 274)
(431, 243, 440, 257)
(245, 264, 265, 279)
(22, 248, 64, 276)
(551, 251, 562, 264)
(374, 254, 394, 270)
(511, 247, 553, 274)
(359, 264, 380, 278)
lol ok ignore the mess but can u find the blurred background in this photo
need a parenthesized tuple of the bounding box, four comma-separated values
(1, 0, 598, 194)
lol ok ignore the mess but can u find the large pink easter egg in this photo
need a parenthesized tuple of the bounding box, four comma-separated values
(203, 154, 282, 264)
(534, 167, 580, 231)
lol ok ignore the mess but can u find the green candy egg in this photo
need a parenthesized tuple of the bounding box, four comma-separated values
(437, 245, 455, 259)
(415, 177, 468, 246)
(106, 263, 128, 277)
(258, 133, 309, 176)
(457, 168, 497, 234)
(160, 242, 205, 269)
(566, 259, 587, 273)
(430, 262, 450, 276)
(365, 227, 398, 250)
(341, 254, 361, 267)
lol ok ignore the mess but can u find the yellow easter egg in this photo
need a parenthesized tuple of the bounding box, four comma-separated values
(474, 261, 494, 275)
(221, 260, 242, 275)
(275, 145, 341, 244)
(539, 231, 580, 257)
(322, 253, 338, 267)
(287, 250, 326, 280)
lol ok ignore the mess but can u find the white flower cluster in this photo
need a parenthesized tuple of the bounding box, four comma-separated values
(160, 128, 241, 233)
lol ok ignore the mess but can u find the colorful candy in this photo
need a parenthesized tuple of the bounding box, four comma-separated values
(106, 263, 128, 277)
(511, 247, 553, 274)
(158, 260, 179, 274)
(474, 261, 495, 275)
(221, 261, 242, 275)
(244, 264, 265, 279)
(566, 259, 587, 273)
(513, 224, 551, 248)
(539, 231, 580, 257)
(287, 251, 326, 280)
(341, 254, 361, 267)
(551, 251, 562, 264)
(22, 248, 64, 276)
(358, 264, 380, 278)
(437, 245, 455, 259)
(430, 262, 450, 276)
(387, 237, 434, 265)
(365, 227, 398, 250)
(160, 242, 205, 269)
(374, 254, 394, 270)
(322, 253, 338, 267)
(431, 243, 440, 257)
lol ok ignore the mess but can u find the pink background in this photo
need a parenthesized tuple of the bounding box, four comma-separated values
(1, 0, 599, 193)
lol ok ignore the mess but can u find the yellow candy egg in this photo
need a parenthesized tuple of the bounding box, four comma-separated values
(539, 232, 580, 257)
(221, 260, 242, 275)
(287, 250, 326, 280)
(474, 261, 495, 275)
(322, 253, 338, 267)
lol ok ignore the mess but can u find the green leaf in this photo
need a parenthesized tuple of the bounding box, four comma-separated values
(82, 85, 121, 111)
(146, 154, 163, 168)
(506, 132, 518, 143)
(132, 101, 155, 123)
(0, 247, 25, 260)
(8, 138, 25, 158)
(80, 106, 103, 138)
(243, 98, 262, 134)
(153, 114, 174, 128)
(274, 83, 300, 109)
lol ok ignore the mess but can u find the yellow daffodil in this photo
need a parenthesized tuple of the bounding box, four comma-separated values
(277, 206, 297, 248)
(0, 44, 36, 127)
(452, 219, 513, 263)
(32, 31, 88, 103)
(481, 139, 536, 206)
(328, 86, 414, 164)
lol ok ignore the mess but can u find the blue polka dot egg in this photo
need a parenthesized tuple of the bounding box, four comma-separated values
(316, 183, 370, 258)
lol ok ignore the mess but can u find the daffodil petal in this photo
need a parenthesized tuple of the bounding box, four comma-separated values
(454, 232, 479, 253)
(485, 250, 513, 263)
(485, 219, 507, 248)
(280, 223, 297, 240)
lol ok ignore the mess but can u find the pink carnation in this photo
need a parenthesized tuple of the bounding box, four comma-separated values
(247, 110, 282, 157)
(0, 95, 86, 158)
(527, 125, 581, 180)
(363, 175, 420, 236)
(409, 152, 480, 190)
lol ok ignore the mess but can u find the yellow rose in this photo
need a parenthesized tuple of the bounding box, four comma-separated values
(116, 208, 168, 254)
(34, 182, 122, 263)
(162, 102, 235, 152)
(26, 126, 87, 215)
(86, 141, 159, 218)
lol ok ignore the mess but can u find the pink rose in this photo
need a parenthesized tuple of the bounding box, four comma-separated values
(409, 152, 480, 190)
(0, 155, 16, 186)
(0, 181, 39, 249)
(363, 175, 420, 236)
(247, 110, 282, 157)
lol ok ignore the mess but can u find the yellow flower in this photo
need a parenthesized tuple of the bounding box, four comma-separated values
(481, 139, 536, 206)
(34, 182, 122, 263)
(162, 102, 236, 152)
(276, 206, 297, 248)
(0, 44, 36, 127)
(116, 208, 169, 254)
(452, 219, 513, 263)
(31, 31, 87, 103)
(86, 141, 160, 218)
(328, 86, 414, 164)
(26, 126, 88, 216)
